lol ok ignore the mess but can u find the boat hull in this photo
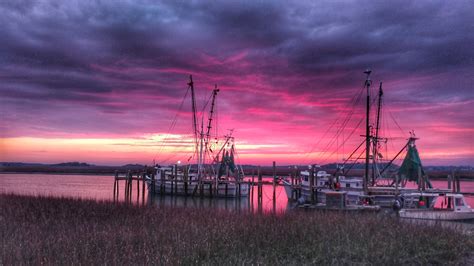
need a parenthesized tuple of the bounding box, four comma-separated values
(146, 180, 249, 198)
(399, 209, 474, 221)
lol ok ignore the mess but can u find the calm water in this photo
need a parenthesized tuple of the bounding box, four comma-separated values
(1, 173, 473, 213)
(0, 173, 289, 213)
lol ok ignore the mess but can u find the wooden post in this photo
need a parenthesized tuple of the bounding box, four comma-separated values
(136, 173, 140, 199)
(184, 165, 188, 196)
(170, 173, 174, 196)
(247, 180, 251, 201)
(251, 169, 255, 195)
(257, 166, 262, 201)
(314, 166, 318, 204)
(417, 166, 422, 191)
(294, 166, 300, 199)
(160, 170, 164, 194)
(128, 171, 132, 201)
(455, 172, 461, 193)
(447, 174, 452, 191)
(124, 172, 129, 200)
(142, 173, 145, 203)
(116, 178, 119, 199)
(113, 171, 117, 201)
(257, 167, 263, 213)
(200, 179, 204, 197)
(395, 174, 399, 196)
(238, 181, 241, 197)
(174, 164, 178, 194)
(272, 161, 276, 202)
(310, 165, 315, 204)
(250, 169, 254, 202)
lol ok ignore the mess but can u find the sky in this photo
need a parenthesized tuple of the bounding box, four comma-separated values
(0, 0, 473, 166)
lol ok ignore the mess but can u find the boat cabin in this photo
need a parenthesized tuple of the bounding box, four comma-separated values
(300, 170, 363, 189)
(155, 165, 199, 181)
(402, 192, 472, 212)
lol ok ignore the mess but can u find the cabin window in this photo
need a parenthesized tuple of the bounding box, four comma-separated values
(455, 198, 465, 207)
(304, 177, 308, 182)
(346, 183, 351, 188)
(356, 183, 359, 187)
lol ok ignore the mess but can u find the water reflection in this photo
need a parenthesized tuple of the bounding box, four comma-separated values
(1, 173, 473, 213)
(145, 183, 290, 214)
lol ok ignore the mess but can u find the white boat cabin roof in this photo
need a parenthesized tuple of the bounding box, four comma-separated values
(403, 192, 466, 198)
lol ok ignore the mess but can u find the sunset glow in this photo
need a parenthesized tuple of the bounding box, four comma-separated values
(1, 1, 473, 166)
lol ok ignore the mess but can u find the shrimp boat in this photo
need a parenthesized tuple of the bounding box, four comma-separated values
(283, 70, 450, 208)
(398, 192, 474, 221)
(146, 76, 249, 198)
(282, 169, 365, 205)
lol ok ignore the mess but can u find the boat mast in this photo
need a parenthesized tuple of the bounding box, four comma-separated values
(364, 70, 372, 193)
(188, 75, 199, 164)
(198, 118, 204, 179)
(372, 82, 383, 185)
(205, 86, 219, 152)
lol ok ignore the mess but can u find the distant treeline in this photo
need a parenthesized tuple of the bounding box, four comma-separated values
(1, 162, 472, 179)
(0, 162, 151, 175)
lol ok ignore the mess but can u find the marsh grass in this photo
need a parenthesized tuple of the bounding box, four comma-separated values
(1, 194, 472, 264)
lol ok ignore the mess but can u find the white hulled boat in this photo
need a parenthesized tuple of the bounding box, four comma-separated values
(146, 76, 249, 198)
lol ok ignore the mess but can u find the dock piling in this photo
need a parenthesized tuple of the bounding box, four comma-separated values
(272, 161, 276, 202)
(257, 166, 262, 201)
(310, 164, 315, 204)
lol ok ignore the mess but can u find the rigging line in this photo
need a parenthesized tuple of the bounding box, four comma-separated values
(153, 86, 190, 163)
(302, 113, 342, 163)
(302, 84, 365, 163)
(196, 84, 212, 126)
(200, 90, 214, 114)
(160, 128, 195, 164)
(318, 93, 378, 164)
(318, 93, 370, 165)
(319, 115, 364, 165)
(318, 95, 379, 164)
(232, 145, 247, 178)
(386, 104, 405, 136)
(314, 86, 365, 163)
(343, 146, 367, 175)
(336, 138, 366, 171)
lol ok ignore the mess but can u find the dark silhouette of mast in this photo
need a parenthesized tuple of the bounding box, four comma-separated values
(364, 70, 372, 193)
(188, 75, 199, 163)
(372, 82, 383, 185)
(205, 85, 219, 149)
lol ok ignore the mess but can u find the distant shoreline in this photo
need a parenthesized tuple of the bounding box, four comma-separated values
(1, 170, 473, 181)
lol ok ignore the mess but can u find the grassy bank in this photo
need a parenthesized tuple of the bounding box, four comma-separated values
(1, 194, 473, 264)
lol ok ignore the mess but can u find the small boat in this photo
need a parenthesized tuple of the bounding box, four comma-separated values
(282, 170, 365, 205)
(146, 165, 249, 198)
(284, 70, 460, 210)
(398, 193, 474, 221)
(146, 76, 249, 198)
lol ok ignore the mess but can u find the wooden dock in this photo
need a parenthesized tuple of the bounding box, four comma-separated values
(112, 162, 283, 206)
(113, 171, 146, 203)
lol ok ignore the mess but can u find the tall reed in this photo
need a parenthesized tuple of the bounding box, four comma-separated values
(1, 194, 472, 264)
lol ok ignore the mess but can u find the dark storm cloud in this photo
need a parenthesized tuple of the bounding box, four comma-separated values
(0, 0, 473, 138)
